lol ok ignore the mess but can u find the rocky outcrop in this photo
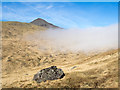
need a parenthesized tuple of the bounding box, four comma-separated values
(33, 66, 65, 83)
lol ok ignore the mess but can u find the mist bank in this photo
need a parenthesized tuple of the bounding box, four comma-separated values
(25, 24, 118, 53)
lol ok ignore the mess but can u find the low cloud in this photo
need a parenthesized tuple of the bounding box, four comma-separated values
(25, 24, 118, 53)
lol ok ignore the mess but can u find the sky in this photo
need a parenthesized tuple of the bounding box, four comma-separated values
(2, 0, 120, 2)
(2, 2, 118, 28)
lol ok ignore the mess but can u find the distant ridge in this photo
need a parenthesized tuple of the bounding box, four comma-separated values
(30, 18, 61, 29)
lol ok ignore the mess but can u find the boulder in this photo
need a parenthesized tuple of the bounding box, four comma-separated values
(33, 66, 65, 83)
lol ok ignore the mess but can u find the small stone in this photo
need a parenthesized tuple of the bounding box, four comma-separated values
(71, 66, 77, 70)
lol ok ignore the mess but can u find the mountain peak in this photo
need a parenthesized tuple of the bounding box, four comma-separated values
(30, 18, 61, 29)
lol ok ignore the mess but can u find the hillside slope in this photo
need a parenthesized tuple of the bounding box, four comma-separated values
(1, 21, 119, 88)
(2, 21, 47, 39)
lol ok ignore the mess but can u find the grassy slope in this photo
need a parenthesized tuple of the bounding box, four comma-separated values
(2, 21, 46, 39)
(2, 21, 118, 88)
(2, 21, 47, 73)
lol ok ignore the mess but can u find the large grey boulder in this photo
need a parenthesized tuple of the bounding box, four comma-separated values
(33, 66, 65, 83)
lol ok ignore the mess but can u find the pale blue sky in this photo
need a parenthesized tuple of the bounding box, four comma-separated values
(2, 0, 120, 2)
(2, 2, 118, 28)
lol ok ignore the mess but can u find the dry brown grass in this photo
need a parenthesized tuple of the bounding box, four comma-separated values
(2, 21, 46, 39)
(1, 21, 119, 88)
